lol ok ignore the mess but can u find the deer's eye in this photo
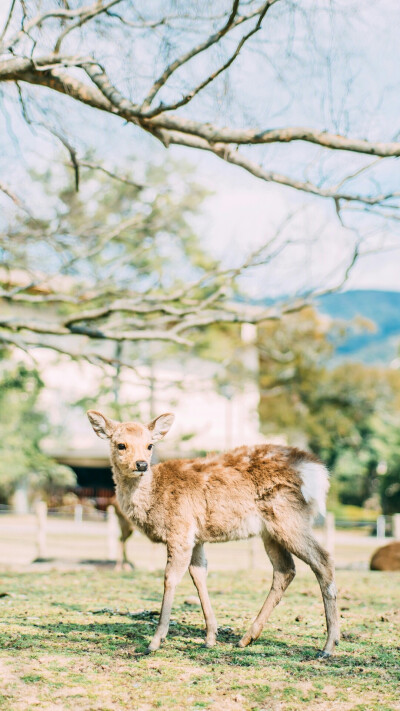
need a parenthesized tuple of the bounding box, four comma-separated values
(147, 444, 153, 451)
(117, 443, 126, 451)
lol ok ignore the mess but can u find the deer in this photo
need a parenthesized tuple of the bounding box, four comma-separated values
(87, 410, 340, 658)
(110, 495, 135, 570)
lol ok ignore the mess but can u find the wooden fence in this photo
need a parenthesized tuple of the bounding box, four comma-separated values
(32, 503, 400, 565)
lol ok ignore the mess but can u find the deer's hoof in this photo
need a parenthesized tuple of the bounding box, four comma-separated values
(316, 650, 332, 659)
(237, 635, 252, 648)
(204, 638, 216, 649)
(122, 562, 135, 571)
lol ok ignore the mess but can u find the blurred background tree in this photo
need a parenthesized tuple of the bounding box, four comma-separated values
(1, 157, 218, 501)
(0, 353, 75, 505)
(0, 157, 226, 362)
(258, 308, 400, 513)
(4, 155, 215, 305)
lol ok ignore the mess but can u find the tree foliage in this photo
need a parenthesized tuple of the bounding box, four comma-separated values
(0, 355, 75, 501)
(258, 308, 400, 509)
(0, 156, 314, 362)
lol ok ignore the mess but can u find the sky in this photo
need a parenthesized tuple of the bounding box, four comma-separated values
(193, 154, 400, 297)
(1, 0, 400, 298)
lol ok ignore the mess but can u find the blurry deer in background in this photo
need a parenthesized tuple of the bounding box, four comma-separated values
(87, 410, 339, 658)
(110, 496, 135, 570)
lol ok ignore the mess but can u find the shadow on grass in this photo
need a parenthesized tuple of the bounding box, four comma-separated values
(4, 613, 399, 681)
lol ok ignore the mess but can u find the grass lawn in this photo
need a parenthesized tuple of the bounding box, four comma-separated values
(0, 567, 399, 711)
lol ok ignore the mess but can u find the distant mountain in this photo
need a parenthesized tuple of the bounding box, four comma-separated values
(318, 290, 400, 364)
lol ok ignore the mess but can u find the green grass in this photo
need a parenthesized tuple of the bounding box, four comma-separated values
(0, 568, 399, 710)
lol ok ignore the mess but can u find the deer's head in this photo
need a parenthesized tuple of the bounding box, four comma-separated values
(87, 411, 174, 477)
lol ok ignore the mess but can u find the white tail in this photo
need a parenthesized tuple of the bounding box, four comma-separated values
(297, 461, 330, 517)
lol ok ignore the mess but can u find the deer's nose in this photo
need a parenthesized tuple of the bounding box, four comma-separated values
(136, 461, 148, 472)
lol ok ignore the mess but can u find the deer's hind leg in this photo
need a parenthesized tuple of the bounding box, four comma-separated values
(189, 543, 218, 647)
(119, 529, 134, 570)
(282, 530, 340, 658)
(114, 504, 135, 570)
(238, 532, 296, 648)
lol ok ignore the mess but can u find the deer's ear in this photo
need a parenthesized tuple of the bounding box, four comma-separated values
(87, 410, 117, 440)
(147, 413, 175, 442)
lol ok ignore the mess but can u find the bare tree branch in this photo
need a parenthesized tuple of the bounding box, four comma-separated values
(76, 161, 145, 189)
(3, 0, 121, 51)
(164, 130, 400, 205)
(143, 1, 274, 119)
(0, 179, 24, 207)
(2, 50, 399, 209)
(81, 59, 142, 115)
(0, 0, 399, 217)
(36, 122, 80, 190)
(141, 0, 262, 110)
(1, 48, 399, 213)
(146, 117, 400, 157)
(0, 179, 34, 215)
(0, 0, 17, 42)
(53, 0, 123, 54)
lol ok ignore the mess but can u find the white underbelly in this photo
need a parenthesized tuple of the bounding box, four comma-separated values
(231, 513, 263, 540)
(206, 513, 263, 543)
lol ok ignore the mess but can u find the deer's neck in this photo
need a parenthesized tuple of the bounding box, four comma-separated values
(113, 465, 154, 531)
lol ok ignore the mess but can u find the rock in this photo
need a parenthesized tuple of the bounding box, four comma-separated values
(370, 542, 400, 571)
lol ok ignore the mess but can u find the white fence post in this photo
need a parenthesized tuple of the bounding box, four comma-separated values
(12, 481, 29, 514)
(376, 515, 386, 538)
(107, 505, 119, 561)
(325, 512, 335, 555)
(35, 501, 47, 559)
(74, 504, 83, 523)
(392, 514, 400, 540)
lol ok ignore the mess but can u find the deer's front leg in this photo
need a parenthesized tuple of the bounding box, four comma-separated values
(147, 546, 192, 653)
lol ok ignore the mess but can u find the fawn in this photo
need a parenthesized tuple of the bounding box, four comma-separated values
(87, 410, 339, 657)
